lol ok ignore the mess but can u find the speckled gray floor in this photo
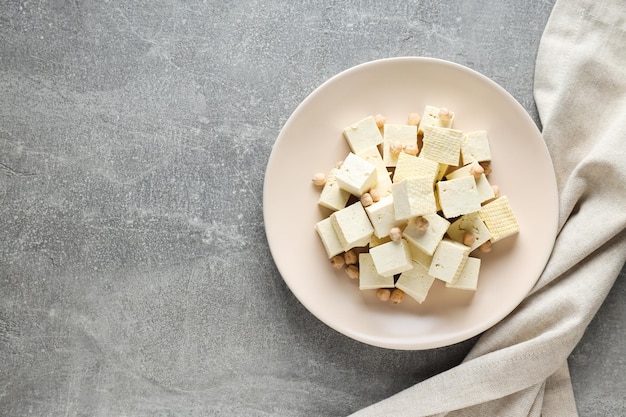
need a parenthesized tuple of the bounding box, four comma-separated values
(1, 1, 624, 416)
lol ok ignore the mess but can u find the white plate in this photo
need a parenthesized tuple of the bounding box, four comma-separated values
(263, 57, 558, 350)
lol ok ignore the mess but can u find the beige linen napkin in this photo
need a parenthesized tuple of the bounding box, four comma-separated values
(349, 0, 626, 416)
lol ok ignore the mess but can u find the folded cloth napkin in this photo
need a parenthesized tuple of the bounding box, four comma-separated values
(349, 1, 626, 416)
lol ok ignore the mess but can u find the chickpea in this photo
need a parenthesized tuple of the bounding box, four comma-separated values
(369, 188, 382, 203)
(480, 161, 492, 176)
(373, 113, 386, 129)
(491, 185, 500, 198)
(389, 141, 402, 156)
(376, 288, 391, 302)
(345, 265, 359, 279)
(463, 231, 475, 247)
(414, 216, 429, 232)
(389, 227, 403, 242)
(407, 112, 421, 126)
(403, 143, 419, 156)
(312, 172, 327, 186)
(330, 255, 345, 269)
(438, 107, 453, 121)
(360, 192, 374, 207)
(344, 250, 358, 265)
(479, 241, 492, 253)
(390, 288, 405, 304)
(469, 162, 484, 179)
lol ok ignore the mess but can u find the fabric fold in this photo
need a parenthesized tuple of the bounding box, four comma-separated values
(349, 0, 626, 415)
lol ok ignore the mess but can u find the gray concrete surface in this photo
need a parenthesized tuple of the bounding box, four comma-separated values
(1, 1, 624, 416)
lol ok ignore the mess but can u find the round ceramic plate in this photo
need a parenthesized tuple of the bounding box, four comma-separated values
(263, 57, 558, 350)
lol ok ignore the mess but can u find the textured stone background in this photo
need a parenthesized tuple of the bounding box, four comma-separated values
(1, 1, 624, 416)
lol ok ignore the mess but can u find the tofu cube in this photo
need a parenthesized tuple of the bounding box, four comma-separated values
(446, 257, 481, 291)
(343, 116, 383, 154)
(395, 261, 436, 304)
(335, 152, 377, 197)
(358, 253, 395, 290)
(314, 217, 344, 258)
(369, 239, 413, 277)
(330, 202, 374, 251)
(317, 167, 351, 211)
(382, 124, 418, 167)
(478, 196, 520, 242)
(358, 146, 393, 197)
(461, 130, 491, 164)
(402, 213, 450, 255)
(447, 212, 492, 252)
(445, 165, 495, 203)
(428, 239, 470, 284)
(418, 105, 455, 134)
(436, 176, 481, 218)
(420, 125, 464, 166)
(392, 176, 437, 220)
(393, 153, 440, 184)
(365, 195, 406, 238)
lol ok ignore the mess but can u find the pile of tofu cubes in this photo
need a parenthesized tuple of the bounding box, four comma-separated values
(314, 106, 520, 305)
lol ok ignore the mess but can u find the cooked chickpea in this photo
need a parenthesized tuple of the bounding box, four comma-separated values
(374, 113, 386, 129)
(345, 265, 359, 279)
(390, 288, 405, 304)
(389, 227, 403, 242)
(360, 192, 373, 207)
(479, 241, 492, 253)
(335, 160, 344, 169)
(389, 141, 402, 156)
(330, 255, 345, 269)
(312, 172, 327, 186)
(438, 107, 453, 121)
(403, 143, 419, 156)
(369, 188, 382, 203)
(407, 112, 421, 126)
(344, 250, 358, 265)
(469, 162, 484, 179)
(491, 185, 500, 198)
(480, 161, 492, 176)
(376, 288, 391, 302)
(415, 216, 429, 232)
(463, 231, 475, 246)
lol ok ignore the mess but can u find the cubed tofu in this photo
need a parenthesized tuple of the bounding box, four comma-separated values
(369, 239, 413, 277)
(446, 212, 492, 252)
(317, 167, 351, 211)
(330, 202, 374, 251)
(461, 130, 491, 165)
(478, 196, 520, 242)
(358, 253, 395, 290)
(420, 125, 464, 166)
(402, 213, 450, 255)
(358, 146, 393, 197)
(382, 124, 418, 167)
(393, 153, 440, 184)
(417, 105, 455, 134)
(446, 257, 481, 291)
(445, 165, 495, 203)
(365, 195, 406, 238)
(395, 261, 436, 304)
(335, 152, 378, 197)
(428, 239, 470, 284)
(436, 176, 481, 218)
(343, 116, 384, 154)
(392, 176, 437, 220)
(314, 217, 344, 258)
